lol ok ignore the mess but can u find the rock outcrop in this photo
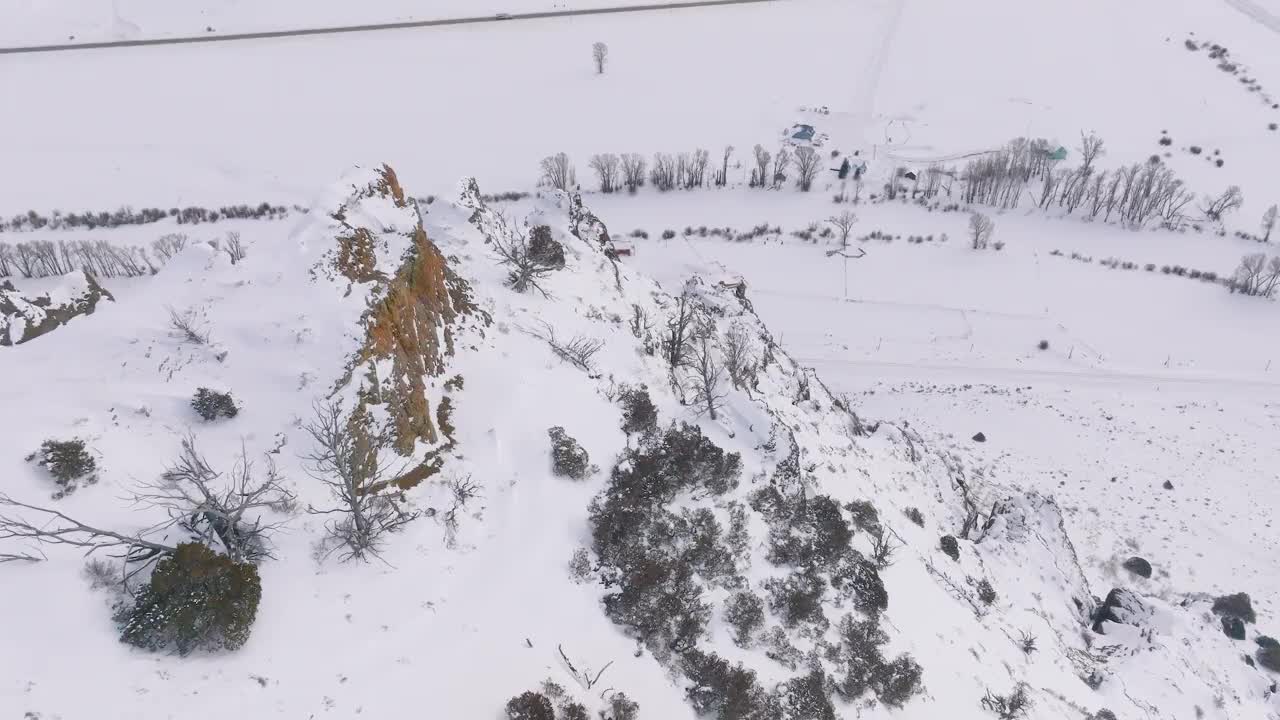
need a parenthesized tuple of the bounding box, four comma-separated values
(0, 272, 113, 346)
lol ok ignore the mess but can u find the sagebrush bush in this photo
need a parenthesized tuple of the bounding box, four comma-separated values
(505, 691, 555, 720)
(548, 426, 592, 480)
(763, 492, 853, 571)
(662, 229, 677, 240)
(1258, 644, 1280, 673)
(844, 499, 881, 533)
(724, 590, 766, 646)
(904, 507, 925, 527)
(604, 693, 639, 720)
(682, 649, 774, 718)
(191, 388, 239, 421)
(977, 578, 997, 605)
(940, 535, 960, 561)
(1213, 592, 1257, 623)
(830, 553, 888, 615)
(27, 438, 96, 488)
(875, 655, 924, 707)
(527, 225, 566, 270)
(618, 385, 658, 436)
(766, 569, 829, 630)
(118, 543, 261, 655)
(777, 667, 837, 720)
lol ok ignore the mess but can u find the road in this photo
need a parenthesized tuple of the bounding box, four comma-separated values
(0, 0, 778, 56)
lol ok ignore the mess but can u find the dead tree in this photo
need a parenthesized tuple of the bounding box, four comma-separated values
(715, 145, 735, 186)
(1261, 204, 1277, 242)
(132, 435, 295, 564)
(721, 322, 756, 390)
(540, 153, 577, 191)
(1202, 185, 1244, 221)
(592, 42, 609, 74)
(489, 214, 559, 295)
(302, 399, 420, 562)
(527, 321, 604, 373)
(167, 305, 210, 345)
(751, 145, 772, 188)
(794, 146, 822, 192)
(827, 210, 858, 248)
(685, 322, 726, 420)
(589, 154, 622, 194)
(968, 212, 995, 249)
(620, 153, 647, 192)
(0, 494, 177, 568)
(663, 292, 698, 373)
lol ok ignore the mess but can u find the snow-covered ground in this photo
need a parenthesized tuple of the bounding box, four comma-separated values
(3, 0, 1280, 717)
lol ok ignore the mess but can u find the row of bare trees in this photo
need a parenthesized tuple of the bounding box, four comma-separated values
(0, 232, 243, 279)
(749, 144, 823, 191)
(554, 142, 827, 195)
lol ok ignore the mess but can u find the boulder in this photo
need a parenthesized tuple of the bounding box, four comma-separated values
(0, 272, 113, 346)
(972, 432, 987, 443)
(1122, 556, 1153, 579)
(1092, 588, 1152, 634)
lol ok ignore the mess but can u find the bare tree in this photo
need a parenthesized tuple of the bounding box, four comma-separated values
(540, 153, 577, 192)
(827, 211, 858, 248)
(0, 494, 177, 567)
(527, 320, 604, 373)
(1077, 131, 1105, 174)
(685, 321, 726, 420)
(621, 153, 647, 192)
(1232, 253, 1280, 297)
(1202, 185, 1244, 221)
(222, 231, 246, 265)
(1261, 204, 1277, 242)
(589, 153, 622, 194)
(650, 153, 676, 191)
(751, 145, 772, 188)
(592, 42, 609, 74)
(771, 148, 791, 189)
(968, 212, 995, 249)
(715, 145, 735, 187)
(303, 399, 420, 562)
(663, 292, 698, 372)
(489, 214, 558, 295)
(794, 147, 822, 192)
(0, 242, 12, 277)
(721, 322, 756, 390)
(167, 305, 210, 345)
(132, 436, 295, 564)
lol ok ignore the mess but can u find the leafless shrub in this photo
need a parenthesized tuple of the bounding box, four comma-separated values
(529, 321, 604, 372)
(151, 233, 189, 263)
(1202, 185, 1244, 221)
(982, 683, 1032, 719)
(540, 153, 577, 191)
(869, 526, 897, 569)
(167, 305, 210, 345)
(222, 231, 246, 265)
(1077, 131, 1106, 174)
(133, 435, 295, 563)
(302, 399, 419, 562)
(589, 154, 622, 194)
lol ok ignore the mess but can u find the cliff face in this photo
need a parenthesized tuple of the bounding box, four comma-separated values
(0, 271, 114, 346)
(316, 165, 487, 490)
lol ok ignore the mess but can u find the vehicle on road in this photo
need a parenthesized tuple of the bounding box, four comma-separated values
(494, 13, 512, 20)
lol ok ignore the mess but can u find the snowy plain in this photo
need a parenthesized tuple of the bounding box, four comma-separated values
(2, 0, 1280, 717)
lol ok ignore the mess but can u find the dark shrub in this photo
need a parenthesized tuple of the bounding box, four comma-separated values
(724, 590, 766, 646)
(561, 703, 589, 720)
(940, 535, 960, 561)
(1122, 556, 1152, 578)
(680, 508, 736, 583)
(605, 692, 640, 720)
(977, 578, 997, 605)
(662, 230, 677, 240)
(981, 683, 1031, 718)
(618, 385, 658, 436)
(192, 387, 239, 421)
(777, 667, 837, 720)
(548, 426, 591, 480)
(505, 691, 555, 720)
(527, 225, 566, 270)
(1257, 636, 1279, 649)
(1037, 339, 1050, 351)
(904, 507, 925, 527)
(766, 569, 828, 630)
(1259, 645, 1280, 673)
(1213, 593, 1256, 623)
(1094, 710, 1118, 720)
(830, 553, 888, 615)
(28, 438, 96, 488)
(682, 650, 773, 719)
(1223, 616, 1246, 640)
(844, 500, 881, 533)
(119, 542, 261, 655)
(875, 655, 924, 707)
(767, 494, 853, 571)
(834, 615, 887, 699)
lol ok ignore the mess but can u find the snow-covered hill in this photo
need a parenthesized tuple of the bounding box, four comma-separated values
(2, 167, 1276, 720)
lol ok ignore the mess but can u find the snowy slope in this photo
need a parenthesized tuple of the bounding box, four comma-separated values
(2, 169, 1277, 720)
